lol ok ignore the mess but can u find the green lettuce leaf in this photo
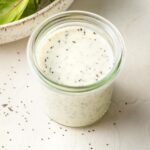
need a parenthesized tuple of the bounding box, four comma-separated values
(22, 0, 42, 17)
(0, 0, 29, 25)
(0, 0, 55, 25)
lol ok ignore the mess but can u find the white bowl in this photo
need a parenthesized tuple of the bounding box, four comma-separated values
(0, 0, 74, 44)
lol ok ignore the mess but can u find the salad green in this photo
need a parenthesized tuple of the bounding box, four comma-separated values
(0, 0, 54, 25)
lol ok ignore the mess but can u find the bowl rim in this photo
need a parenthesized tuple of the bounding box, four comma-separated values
(0, 0, 64, 28)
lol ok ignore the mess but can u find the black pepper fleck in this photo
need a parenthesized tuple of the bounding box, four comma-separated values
(50, 46, 54, 49)
(113, 122, 116, 126)
(78, 79, 82, 82)
(100, 71, 103, 74)
(8, 107, 13, 112)
(65, 33, 68, 37)
(2, 104, 8, 107)
(96, 74, 99, 78)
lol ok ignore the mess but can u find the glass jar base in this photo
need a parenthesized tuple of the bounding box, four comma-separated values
(46, 101, 111, 128)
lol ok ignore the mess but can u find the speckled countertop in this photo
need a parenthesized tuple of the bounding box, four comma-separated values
(0, 0, 150, 149)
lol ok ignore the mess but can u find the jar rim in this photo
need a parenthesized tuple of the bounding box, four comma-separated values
(27, 10, 125, 93)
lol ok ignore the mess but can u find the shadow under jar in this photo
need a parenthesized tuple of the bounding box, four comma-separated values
(27, 11, 125, 127)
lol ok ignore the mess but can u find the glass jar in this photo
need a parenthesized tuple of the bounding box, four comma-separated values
(27, 11, 125, 127)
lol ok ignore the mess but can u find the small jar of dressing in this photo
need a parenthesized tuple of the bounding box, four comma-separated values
(27, 11, 125, 127)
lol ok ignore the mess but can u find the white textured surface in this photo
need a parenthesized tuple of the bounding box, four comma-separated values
(0, 0, 150, 149)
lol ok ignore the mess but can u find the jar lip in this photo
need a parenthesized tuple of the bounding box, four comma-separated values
(27, 10, 125, 93)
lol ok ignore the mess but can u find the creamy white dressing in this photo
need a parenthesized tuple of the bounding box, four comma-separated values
(37, 26, 114, 87)
(35, 25, 115, 127)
